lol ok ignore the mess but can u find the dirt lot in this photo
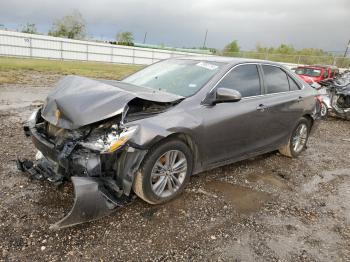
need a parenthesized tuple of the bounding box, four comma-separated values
(1, 72, 350, 261)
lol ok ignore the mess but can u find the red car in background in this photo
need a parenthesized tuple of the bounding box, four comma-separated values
(294, 65, 339, 84)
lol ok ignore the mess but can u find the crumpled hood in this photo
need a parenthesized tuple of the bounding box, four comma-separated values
(41, 75, 184, 129)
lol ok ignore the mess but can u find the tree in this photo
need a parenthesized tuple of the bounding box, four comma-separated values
(21, 23, 37, 34)
(223, 40, 240, 56)
(253, 44, 335, 64)
(48, 10, 86, 39)
(116, 31, 134, 46)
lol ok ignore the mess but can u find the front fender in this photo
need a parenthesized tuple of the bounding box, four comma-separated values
(124, 110, 204, 175)
(127, 110, 202, 149)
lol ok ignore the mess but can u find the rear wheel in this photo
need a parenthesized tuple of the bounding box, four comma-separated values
(133, 139, 193, 204)
(279, 118, 310, 158)
(320, 102, 328, 118)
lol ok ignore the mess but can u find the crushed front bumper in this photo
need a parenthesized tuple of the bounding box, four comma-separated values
(17, 156, 136, 229)
(23, 109, 147, 193)
(17, 109, 147, 229)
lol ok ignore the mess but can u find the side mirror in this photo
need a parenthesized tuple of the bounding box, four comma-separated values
(214, 88, 242, 104)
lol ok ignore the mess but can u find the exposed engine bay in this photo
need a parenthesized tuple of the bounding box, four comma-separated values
(336, 94, 350, 109)
(17, 75, 183, 229)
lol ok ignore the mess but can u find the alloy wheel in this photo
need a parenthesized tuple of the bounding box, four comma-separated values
(292, 123, 308, 153)
(150, 150, 187, 198)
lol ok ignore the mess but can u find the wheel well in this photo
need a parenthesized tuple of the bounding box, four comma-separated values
(166, 133, 199, 165)
(145, 133, 199, 171)
(302, 114, 314, 128)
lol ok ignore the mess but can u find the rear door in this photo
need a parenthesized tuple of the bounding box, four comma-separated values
(258, 65, 304, 147)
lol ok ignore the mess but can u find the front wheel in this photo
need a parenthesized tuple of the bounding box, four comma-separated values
(279, 118, 310, 158)
(133, 139, 193, 204)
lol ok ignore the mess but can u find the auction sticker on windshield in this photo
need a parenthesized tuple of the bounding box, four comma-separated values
(196, 62, 218, 70)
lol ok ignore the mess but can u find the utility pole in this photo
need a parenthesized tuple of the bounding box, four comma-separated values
(202, 29, 208, 48)
(143, 32, 148, 44)
(341, 39, 350, 67)
(343, 39, 350, 58)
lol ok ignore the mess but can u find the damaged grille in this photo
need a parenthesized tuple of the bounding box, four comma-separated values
(44, 121, 92, 142)
(45, 122, 79, 146)
(39, 114, 123, 152)
(47, 123, 66, 138)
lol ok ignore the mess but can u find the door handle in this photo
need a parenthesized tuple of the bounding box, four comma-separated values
(297, 96, 303, 102)
(256, 104, 267, 112)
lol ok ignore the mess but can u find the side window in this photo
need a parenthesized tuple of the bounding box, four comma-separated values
(216, 64, 261, 97)
(323, 69, 329, 78)
(288, 76, 300, 91)
(262, 65, 290, 94)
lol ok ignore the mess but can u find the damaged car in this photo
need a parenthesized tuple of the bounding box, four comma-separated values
(17, 57, 320, 229)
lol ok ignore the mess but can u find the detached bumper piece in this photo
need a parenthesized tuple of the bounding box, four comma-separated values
(50, 176, 135, 230)
(16, 158, 135, 229)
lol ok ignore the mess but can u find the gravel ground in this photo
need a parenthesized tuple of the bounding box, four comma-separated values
(1, 72, 350, 261)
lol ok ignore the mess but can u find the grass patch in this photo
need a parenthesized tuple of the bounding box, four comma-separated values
(0, 71, 18, 84)
(0, 57, 143, 84)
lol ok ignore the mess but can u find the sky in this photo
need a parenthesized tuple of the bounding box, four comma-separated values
(0, 0, 349, 53)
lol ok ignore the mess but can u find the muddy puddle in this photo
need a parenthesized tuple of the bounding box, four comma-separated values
(206, 181, 273, 215)
(247, 173, 290, 190)
(302, 168, 350, 194)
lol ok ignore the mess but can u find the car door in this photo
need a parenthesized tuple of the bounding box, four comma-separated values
(258, 64, 305, 148)
(201, 63, 273, 166)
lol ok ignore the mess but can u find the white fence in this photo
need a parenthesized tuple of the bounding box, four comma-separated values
(1, 30, 345, 71)
(0, 30, 203, 65)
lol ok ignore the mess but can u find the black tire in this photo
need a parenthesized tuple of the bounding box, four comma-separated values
(133, 138, 193, 204)
(279, 117, 311, 158)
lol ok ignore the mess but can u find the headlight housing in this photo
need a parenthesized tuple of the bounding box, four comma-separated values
(80, 126, 138, 153)
(28, 109, 38, 123)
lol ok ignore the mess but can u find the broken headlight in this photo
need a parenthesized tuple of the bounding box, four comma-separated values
(80, 126, 138, 153)
(28, 109, 39, 123)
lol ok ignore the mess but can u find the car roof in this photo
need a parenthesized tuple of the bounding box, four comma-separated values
(175, 55, 283, 66)
(313, 64, 338, 69)
(297, 65, 324, 69)
(298, 65, 338, 69)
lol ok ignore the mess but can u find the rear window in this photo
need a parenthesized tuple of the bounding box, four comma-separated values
(262, 65, 290, 94)
(295, 68, 321, 77)
(288, 76, 300, 91)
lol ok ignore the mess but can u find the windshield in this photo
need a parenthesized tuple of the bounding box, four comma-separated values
(295, 68, 322, 77)
(122, 59, 224, 97)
